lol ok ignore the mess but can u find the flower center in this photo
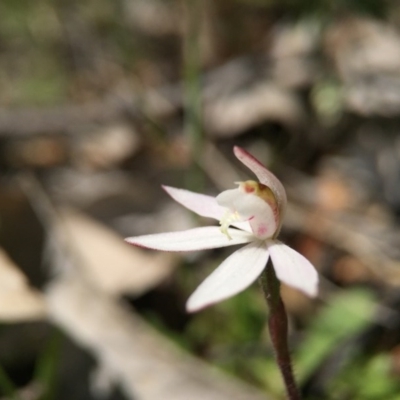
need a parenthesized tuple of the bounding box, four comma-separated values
(216, 180, 279, 240)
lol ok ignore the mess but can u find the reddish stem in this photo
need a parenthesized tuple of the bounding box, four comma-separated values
(260, 264, 302, 400)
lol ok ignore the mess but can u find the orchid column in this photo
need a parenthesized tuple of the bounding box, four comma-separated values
(126, 146, 319, 399)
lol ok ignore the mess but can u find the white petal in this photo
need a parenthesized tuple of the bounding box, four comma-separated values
(126, 226, 253, 252)
(163, 186, 251, 233)
(163, 186, 225, 220)
(233, 146, 287, 218)
(186, 241, 269, 312)
(267, 240, 318, 297)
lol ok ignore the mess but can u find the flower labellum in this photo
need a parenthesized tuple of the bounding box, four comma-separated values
(217, 180, 279, 240)
(126, 146, 318, 312)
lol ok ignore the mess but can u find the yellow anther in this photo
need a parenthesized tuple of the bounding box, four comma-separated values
(219, 210, 240, 240)
(239, 181, 277, 205)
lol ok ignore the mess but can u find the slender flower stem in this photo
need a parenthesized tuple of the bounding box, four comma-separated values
(259, 262, 302, 400)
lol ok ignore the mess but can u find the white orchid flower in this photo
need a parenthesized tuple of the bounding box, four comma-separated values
(126, 146, 318, 312)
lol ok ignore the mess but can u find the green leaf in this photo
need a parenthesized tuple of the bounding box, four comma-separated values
(34, 330, 63, 400)
(295, 288, 375, 383)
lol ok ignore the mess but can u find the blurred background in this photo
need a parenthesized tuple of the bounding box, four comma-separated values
(1, 0, 400, 399)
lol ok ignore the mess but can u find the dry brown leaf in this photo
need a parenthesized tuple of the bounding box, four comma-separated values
(122, 0, 181, 36)
(5, 136, 67, 168)
(0, 248, 46, 321)
(205, 83, 304, 137)
(327, 17, 400, 79)
(59, 208, 176, 296)
(46, 274, 268, 400)
(332, 255, 372, 285)
(326, 17, 400, 115)
(71, 123, 141, 171)
(285, 202, 400, 285)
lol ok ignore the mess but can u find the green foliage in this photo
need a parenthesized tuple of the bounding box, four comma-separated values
(182, 284, 400, 399)
(185, 285, 266, 347)
(34, 330, 63, 400)
(185, 287, 276, 388)
(330, 354, 400, 400)
(0, 364, 21, 400)
(295, 288, 375, 384)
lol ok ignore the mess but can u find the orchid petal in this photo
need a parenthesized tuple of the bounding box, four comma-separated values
(217, 188, 277, 239)
(163, 186, 226, 220)
(267, 240, 318, 297)
(186, 241, 269, 312)
(233, 146, 287, 218)
(126, 226, 253, 252)
(163, 186, 251, 233)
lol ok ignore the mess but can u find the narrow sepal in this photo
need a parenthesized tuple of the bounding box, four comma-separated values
(126, 226, 253, 252)
(163, 186, 225, 220)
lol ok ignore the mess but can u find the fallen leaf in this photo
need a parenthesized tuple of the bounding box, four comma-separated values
(46, 274, 269, 400)
(0, 248, 46, 321)
(205, 83, 305, 137)
(59, 208, 176, 296)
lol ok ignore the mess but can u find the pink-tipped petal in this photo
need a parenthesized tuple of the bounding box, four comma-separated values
(126, 226, 253, 252)
(267, 240, 318, 297)
(233, 146, 287, 217)
(163, 186, 226, 220)
(186, 241, 269, 312)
